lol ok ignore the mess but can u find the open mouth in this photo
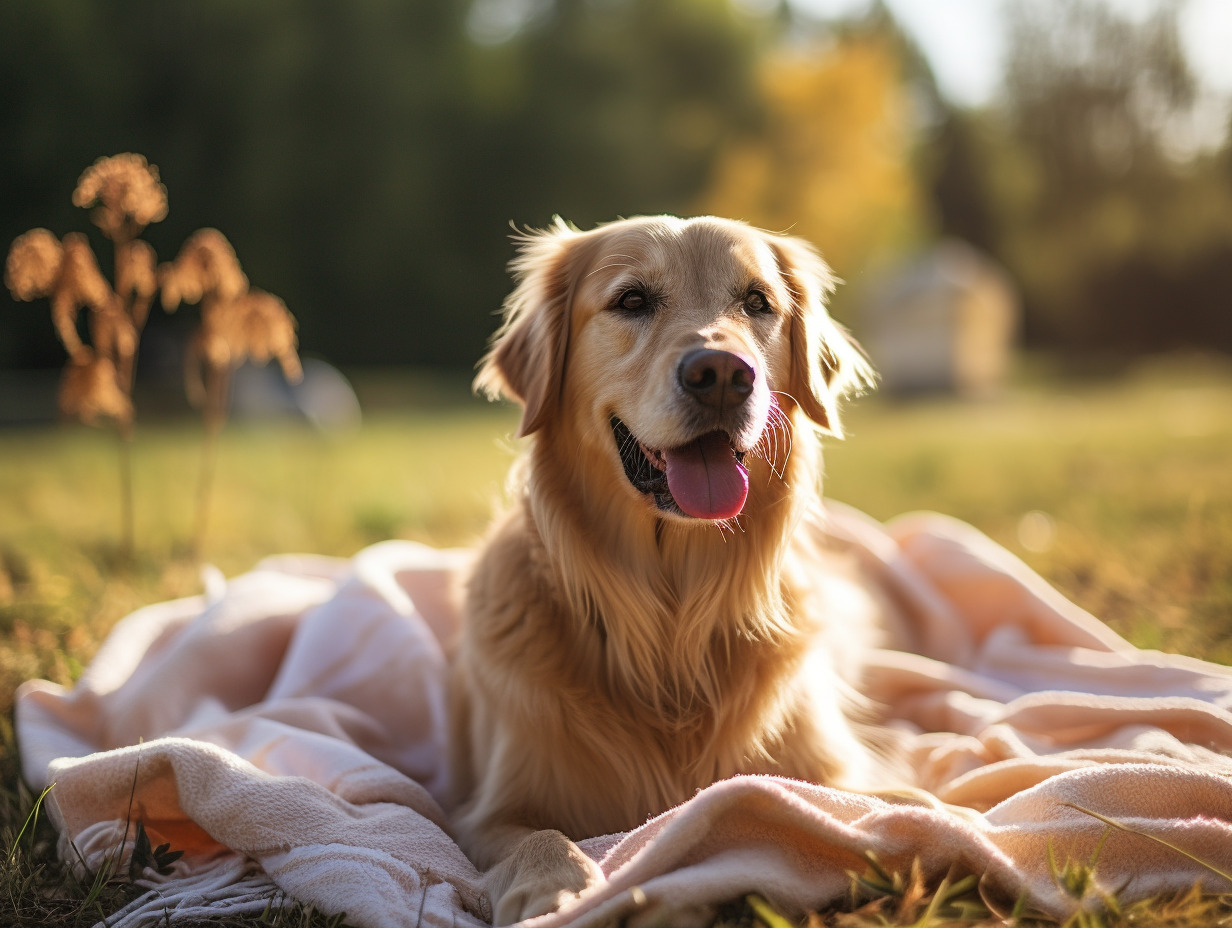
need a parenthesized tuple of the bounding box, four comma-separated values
(610, 416, 750, 521)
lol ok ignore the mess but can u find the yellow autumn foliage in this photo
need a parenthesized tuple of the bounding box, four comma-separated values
(696, 35, 925, 280)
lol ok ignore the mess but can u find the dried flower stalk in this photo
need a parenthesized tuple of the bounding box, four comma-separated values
(160, 228, 302, 557)
(5, 153, 170, 558)
(6, 153, 302, 562)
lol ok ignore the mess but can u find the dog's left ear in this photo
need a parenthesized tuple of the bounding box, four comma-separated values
(474, 218, 583, 437)
(768, 234, 875, 437)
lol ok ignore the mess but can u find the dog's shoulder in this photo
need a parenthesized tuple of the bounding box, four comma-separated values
(465, 504, 548, 621)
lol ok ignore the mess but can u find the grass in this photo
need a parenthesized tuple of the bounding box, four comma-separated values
(1, 355, 1231, 926)
(824, 355, 1232, 663)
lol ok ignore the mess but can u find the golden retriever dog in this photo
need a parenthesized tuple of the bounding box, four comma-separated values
(450, 215, 897, 924)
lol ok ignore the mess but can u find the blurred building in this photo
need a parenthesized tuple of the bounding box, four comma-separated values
(231, 358, 362, 431)
(859, 240, 1019, 396)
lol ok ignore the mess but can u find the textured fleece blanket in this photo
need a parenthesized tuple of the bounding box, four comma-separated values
(16, 506, 1232, 928)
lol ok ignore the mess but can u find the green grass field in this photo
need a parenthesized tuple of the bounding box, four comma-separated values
(1, 357, 1231, 926)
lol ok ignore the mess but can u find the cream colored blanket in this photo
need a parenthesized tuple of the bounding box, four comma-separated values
(16, 507, 1232, 927)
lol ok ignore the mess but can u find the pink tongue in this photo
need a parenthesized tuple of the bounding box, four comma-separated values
(664, 432, 749, 520)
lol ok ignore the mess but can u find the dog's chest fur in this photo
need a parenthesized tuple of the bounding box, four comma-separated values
(454, 497, 862, 839)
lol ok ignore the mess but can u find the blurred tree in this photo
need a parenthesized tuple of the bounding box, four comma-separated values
(8, 0, 1232, 371)
(695, 23, 927, 288)
(932, 0, 1232, 353)
(442, 0, 764, 362)
(1, 0, 761, 371)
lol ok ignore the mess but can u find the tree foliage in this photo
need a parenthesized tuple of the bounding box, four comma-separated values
(4, 0, 1231, 369)
(0, 0, 761, 369)
(696, 29, 927, 282)
(933, 0, 1232, 353)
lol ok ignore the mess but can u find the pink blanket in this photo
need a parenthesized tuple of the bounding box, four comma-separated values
(16, 506, 1232, 927)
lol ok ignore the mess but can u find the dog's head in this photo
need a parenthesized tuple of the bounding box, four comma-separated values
(476, 215, 873, 523)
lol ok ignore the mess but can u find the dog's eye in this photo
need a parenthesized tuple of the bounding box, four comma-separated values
(616, 289, 651, 314)
(744, 290, 770, 315)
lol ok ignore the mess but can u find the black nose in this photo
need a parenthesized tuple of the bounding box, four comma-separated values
(677, 349, 755, 412)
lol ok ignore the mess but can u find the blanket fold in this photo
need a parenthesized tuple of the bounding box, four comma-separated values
(16, 510, 1232, 927)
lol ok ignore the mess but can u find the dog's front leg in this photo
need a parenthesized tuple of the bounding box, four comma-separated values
(479, 825, 604, 925)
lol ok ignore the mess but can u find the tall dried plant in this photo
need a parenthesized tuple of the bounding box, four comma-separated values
(5, 154, 168, 558)
(6, 153, 301, 562)
(160, 229, 302, 557)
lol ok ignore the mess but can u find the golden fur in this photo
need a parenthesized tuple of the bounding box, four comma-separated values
(450, 215, 892, 923)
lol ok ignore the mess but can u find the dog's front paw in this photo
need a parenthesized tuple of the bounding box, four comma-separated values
(493, 882, 582, 925)
(484, 829, 604, 925)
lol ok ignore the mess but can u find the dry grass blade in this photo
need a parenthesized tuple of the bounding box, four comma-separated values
(1060, 801, 1232, 885)
(5, 784, 53, 868)
(829, 851, 998, 927)
(747, 893, 798, 928)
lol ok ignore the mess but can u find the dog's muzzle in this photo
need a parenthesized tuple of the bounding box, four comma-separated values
(610, 416, 750, 521)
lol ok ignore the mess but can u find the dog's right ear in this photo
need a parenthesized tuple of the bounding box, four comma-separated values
(474, 218, 581, 437)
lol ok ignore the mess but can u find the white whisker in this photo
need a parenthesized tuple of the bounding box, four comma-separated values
(587, 263, 635, 277)
(586, 254, 638, 277)
(751, 397, 794, 483)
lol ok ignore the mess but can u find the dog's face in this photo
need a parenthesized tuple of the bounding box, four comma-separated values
(477, 215, 871, 523)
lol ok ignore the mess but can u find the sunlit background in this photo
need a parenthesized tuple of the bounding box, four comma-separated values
(1, 0, 1231, 740)
(4, 0, 1231, 403)
(3, 6, 1232, 922)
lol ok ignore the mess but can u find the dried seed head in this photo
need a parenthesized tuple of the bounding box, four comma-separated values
(43, 233, 116, 360)
(58, 350, 134, 427)
(159, 228, 248, 310)
(5, 229, 64, 300)
(73, 153, 169, 239)
(209, 290, 303, 382)
(242, 291, 299, 369)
